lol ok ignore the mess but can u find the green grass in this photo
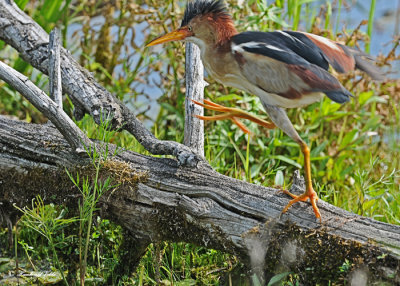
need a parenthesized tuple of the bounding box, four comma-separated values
(0, 0, 399, 285)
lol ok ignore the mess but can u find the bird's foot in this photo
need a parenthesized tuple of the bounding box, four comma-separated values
(279, 188, 321, 222)
(192, 99, 275, 134)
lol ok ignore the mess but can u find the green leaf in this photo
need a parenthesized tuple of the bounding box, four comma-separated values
(14, 0, 29, 9)
(251, 274, 263, 286)
(271, 155, 302, 169)
(175, 279, 197, 286)
(365, 96, 387, 105)
(215, 94, 243, 101)
(361, 116, 380, 133)
(339, 129, 357, 149)
(363, 199, 376, 212)
(159, 102, 179, 113)
(42, 0, 64, 23)
(310, 140, 328, 157)
(358, 91, 374, 106)
(267, 271, 292, 285)
(298, 0, 318, 5)
(228, 135, 247, 169)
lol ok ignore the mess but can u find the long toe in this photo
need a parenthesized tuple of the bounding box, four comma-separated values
(192, 99, 275, 129)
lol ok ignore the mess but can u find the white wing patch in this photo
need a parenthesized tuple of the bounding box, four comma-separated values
(277, 30, 305, 45)
(232, 41, 286, 55)
(265, 44, 285, 52)
(232, 41, 260, 51)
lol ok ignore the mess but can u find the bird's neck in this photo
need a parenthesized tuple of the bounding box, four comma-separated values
(197, 38, 239, 84)
(213, 17, 238, 46)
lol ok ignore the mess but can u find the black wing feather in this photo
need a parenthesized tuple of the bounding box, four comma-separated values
(232, 31, 330, 70)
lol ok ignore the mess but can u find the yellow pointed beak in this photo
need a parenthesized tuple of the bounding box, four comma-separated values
(146, 27, 191, 47)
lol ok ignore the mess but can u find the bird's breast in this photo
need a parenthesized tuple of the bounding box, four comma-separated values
(201, 48, 244, 84)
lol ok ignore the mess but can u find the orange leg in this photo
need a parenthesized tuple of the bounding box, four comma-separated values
(280, 141, 321, 221)
(192, 99, 275, 134)
(192, 99, 321, 221)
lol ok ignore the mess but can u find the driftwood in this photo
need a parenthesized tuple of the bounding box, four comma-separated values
(0, 0, 400, 284)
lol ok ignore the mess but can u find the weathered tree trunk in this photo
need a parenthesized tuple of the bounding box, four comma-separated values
(0, 116, 399, 283)
(0, 0, 400, 284)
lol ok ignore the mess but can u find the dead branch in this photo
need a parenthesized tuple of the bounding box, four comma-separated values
(0, 60, 90, 151)
(48, 28, 62, 107)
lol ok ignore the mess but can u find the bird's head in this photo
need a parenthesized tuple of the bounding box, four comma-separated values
(146, 0, 237, 49)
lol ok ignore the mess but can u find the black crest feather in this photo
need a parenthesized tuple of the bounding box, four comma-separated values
(181, 0, 228, 27)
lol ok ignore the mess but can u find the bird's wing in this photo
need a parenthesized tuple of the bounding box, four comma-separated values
(283, 31, 355, 73)
(232, 31, 382, 80)
(280, 31, 382, 79)
(231, 31, 351, 103)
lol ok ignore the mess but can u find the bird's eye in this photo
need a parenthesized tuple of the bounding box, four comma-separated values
(188, 26, 192, 31)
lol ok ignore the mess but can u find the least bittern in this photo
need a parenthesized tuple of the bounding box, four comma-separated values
(146, 0, 382, 221)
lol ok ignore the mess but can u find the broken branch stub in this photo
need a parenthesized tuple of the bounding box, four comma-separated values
(48, 27, 62, 108)
(184, 42, 205, 156)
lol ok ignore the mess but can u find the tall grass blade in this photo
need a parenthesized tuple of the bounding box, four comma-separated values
(335, 0, 343, 35)
(366, 0, 377, 53)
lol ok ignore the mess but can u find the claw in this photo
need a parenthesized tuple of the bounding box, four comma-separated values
(280, 188, 321, 222)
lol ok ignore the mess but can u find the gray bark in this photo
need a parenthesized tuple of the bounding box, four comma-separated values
(184, 43, 205, 155)
(0, 115, 399, 283)
(48, 28, 62, 107)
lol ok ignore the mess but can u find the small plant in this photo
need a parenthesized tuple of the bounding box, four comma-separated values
(14, 197, 77, 285)
(339, 259, 351, 273)
(13, 113, 119, 285)
(67, 113, 119, 285)
(352, 157, 398, 218)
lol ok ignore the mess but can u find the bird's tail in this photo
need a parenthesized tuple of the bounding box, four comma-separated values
(349, 49, 384, 80)
(325, 48, 384, 104)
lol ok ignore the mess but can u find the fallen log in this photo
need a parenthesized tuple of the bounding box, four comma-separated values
(0, 115, 399, 283)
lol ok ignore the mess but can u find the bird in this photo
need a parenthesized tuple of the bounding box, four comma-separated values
(146, 0, 382, 221)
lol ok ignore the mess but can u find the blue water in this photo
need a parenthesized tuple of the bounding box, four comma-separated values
(327, 0, 399, 57)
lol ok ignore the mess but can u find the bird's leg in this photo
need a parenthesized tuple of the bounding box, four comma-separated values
(260, 103, 321, 221)
(192, 99, 275, 134)
(280, 140, 321, 221)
